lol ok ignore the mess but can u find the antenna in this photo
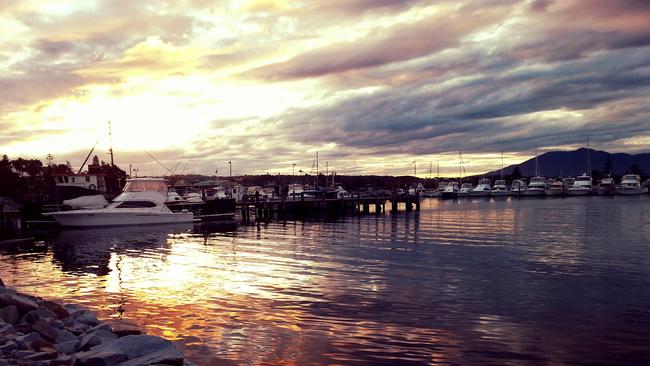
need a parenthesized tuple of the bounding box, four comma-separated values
(500, 150, 504, 180)
(587, 136, 591, 176)
(108, 121, 114, 167)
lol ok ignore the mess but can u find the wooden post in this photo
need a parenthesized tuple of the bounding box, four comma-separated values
(406, 192, 412, 212)
(391, 189, 398, 213)
(415, 191, 420, 211)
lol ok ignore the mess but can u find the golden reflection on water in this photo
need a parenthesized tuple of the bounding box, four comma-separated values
(2, 196, 650, 365)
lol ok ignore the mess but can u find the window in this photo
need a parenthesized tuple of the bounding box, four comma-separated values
(64, 176, 69, 183)
(71, 177, 75, 182)
(86, 176, 91, 182)
(116, 201, 157, 208)
(58, 177, 64, 183)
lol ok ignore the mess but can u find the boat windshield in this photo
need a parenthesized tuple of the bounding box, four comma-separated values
(123, 180, 168, 195)
(622, 175, 640, 181)
(576, 176, 592, 181)
(530, 177, 545, 183)
(494, 180, 506, 185)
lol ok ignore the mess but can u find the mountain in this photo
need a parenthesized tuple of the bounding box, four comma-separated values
(487, 148, 650, 177)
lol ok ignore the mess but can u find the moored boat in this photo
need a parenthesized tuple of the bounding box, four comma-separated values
(545, 178, 565, 196)
(510, 179, 527, 196)
(441, 182, 459, 199)
(616, 174, 644, 195)
(524, 176, 546, 196)
(470, 178, 491, 197)
(568, 174, 593, 196)
(491, 179, 510, 196)
(457, 183, 474, 197)
(596, 176, 616, 196)
(44, 178, 194, 227)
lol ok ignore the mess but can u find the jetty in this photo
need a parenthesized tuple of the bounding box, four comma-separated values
(238, 191, 421, 222)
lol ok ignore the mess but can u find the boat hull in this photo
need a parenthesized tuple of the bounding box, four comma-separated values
(616, 188, 645, 195)
(440, 192, 457, 199)
(469, 191, 490, 197)
(522, 189, 545, 196)
(545, 189, 565, 196)
(490, 191, 510, 197)
(46, 211, 194, 227)
(596, 186, 616, 196)
(568, 189, 592, 196)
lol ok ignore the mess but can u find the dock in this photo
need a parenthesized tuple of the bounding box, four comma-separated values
(238, 191, 421, 222)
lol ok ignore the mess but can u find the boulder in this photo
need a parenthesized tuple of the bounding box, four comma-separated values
(66, 322, 90, 335)
(0, 293, 38, 315)
(55, 339, 79, 354)
(115, 346, 183, 366)
(0, 340, 18, 355)
(75, 311, 100, 327)
(74, 346, 128, 366)
(78, 329, 117, 351)
(22, 349, 58, 361)
(0, 305, 20, 324)
(105, 320, 141, 337)
(31, 318, 60, 342)
(38, 300, 70, 319)
(15, 331, 44, 349)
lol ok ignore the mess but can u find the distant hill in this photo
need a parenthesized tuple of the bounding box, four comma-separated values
(486, 148, 650, 177)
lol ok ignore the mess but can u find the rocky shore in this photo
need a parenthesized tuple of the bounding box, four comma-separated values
(0, 277, 193, 365)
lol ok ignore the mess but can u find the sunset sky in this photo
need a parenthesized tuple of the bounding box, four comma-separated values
(1, 0, 649, 177)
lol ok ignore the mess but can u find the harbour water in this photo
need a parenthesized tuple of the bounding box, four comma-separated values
(2, 196, 650, 365)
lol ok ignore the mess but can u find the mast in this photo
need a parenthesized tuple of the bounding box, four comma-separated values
(108, 121, 114, 167)
(587, 137, 591, 176)
(316, 151, 319, 188)
(500, 150, 504, 180)
(534, 146, 539, 177)
(459, 151, 463, 184)
(437, 160, 440, 179)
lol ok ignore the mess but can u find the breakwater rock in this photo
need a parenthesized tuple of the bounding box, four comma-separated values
(0, 278, 193, 366)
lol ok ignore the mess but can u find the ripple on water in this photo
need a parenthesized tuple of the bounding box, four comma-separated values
(1, 197, 650, 365)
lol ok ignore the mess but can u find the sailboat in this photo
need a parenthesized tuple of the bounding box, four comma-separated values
(523, 147, 546, 196)
(491, 151, 510, 197)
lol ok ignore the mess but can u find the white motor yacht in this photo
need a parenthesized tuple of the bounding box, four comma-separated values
(441, 182, 459, 199)
(545, 179, 565, 196)
(470, 178, 491, 197)
(617, 174, 644, 195)
(524, 176, 546, 196)
(44, 178, 194, 227)
(491, 179, 510, 196)
(510, 179, 527, 196)
(457, 183, 474, 197)
(287, 183, 305, 199)
(568, 174, 593, 196)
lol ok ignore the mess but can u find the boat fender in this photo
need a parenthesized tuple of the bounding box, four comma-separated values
(88, 184, 97, 190)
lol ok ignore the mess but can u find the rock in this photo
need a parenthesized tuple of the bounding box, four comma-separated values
(66, 322, 90, 335)
(74, 346, 128, 366)
(22, 349, 58, 361)
(55, 339, 80, 354)
(78, 329, 117, 351)
(38, 300, 70, 319)
(76, 311, 100, 327)
(56, 329, 78, 343)
(105, 320, 141, 337)
(0, 278, 4, 287)
(32, 318, 60, 341)
(15, 331, 44, 349)
(23, 307, 58, 325)
(0, 305, 20, 324)
(51, 355, 74, 366)
(0, 340, 18, 355)
(14, 349, 37, 358)
(0, 323, 14, 336)
(115, 346, 183, 366)
(0, 293, 39, 315)
(28, 338, 55, 352)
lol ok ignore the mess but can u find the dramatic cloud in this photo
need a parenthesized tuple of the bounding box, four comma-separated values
(1, 0, 650, 176)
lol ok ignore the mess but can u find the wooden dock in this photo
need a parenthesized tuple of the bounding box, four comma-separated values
(238, 191, 420, 222)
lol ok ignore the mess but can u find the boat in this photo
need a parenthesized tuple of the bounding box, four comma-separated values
(523, 149, 545, 196)
(510, 179, 527, 196)
(524, 176, 546, 196)
(562, 177, 575, 192)
(568, 174, 593, 195)
(490, 153, 509, 196)
(44, 178, 194, 227)
(545, 178, 565, 196)
(470, 178, 491, 197)
(616, 174, 644, 195)
(457, 183, 474, 197)
(286, 183, 305, 199)
(441, 182, 459, 199)
(596, 176, 616, 196)
(491, 179, 510, 196)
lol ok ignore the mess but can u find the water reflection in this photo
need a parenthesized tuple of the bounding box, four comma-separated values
(0, 197, 650, 365)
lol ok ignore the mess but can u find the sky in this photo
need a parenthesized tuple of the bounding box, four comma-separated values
(1, 0, 650, 177)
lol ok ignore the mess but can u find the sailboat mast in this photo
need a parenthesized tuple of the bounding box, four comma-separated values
(500, 150, 504, 180)
(316, 151, 319, 188)
(108, 121, 115, 167)
(459, 151, 463, 184)
(587, 137, 591, 176)
(534, 147, 539, 177)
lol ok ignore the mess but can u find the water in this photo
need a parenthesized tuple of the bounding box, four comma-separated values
(2, 196, 650, 365)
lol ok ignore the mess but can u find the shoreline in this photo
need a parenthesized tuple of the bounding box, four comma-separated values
(0, 277, 193, 365)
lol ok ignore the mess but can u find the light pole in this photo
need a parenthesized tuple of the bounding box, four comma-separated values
(412, 161, 417, 178)
(228, 161, 232, 178)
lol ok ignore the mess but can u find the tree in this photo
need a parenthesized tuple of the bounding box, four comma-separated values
(0, 155, 19, 198)
(92, 155, 100, 166)
(627, 163, 644, 176)
(510, 165, 522, 180)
